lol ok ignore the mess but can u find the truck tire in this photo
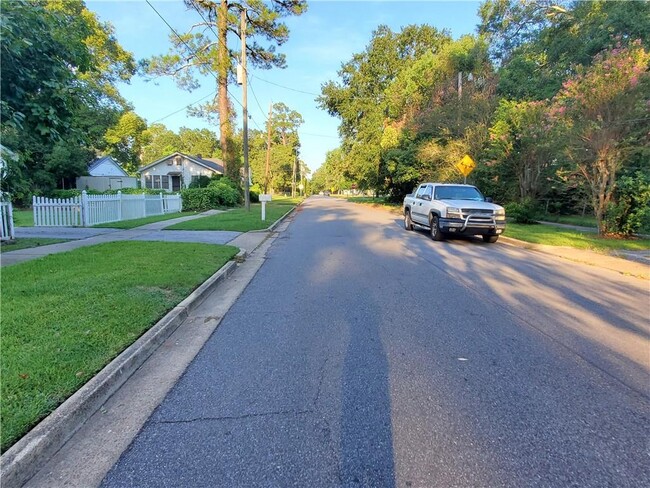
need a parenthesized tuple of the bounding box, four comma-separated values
(404, 210, 413, 231)
(429, 215, 444, 241)
(483, 235, 499, 243)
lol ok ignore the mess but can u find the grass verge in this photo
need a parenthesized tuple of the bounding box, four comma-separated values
(536, 213, 597, 228)
(504, 224, 650, 252)
(344, 196, 402, 214)
(0, 238, 69, 253)
(92, 211, 198, 229)
(1, 241, 238, 452)
(11, 209, 34, 227)
(166, 201, 296, 232)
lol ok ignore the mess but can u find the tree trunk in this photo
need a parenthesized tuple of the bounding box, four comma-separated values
(217, 0, 233, 177)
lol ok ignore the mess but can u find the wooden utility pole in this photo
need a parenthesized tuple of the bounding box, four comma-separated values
(240, 9, 250, 210)
(291, 152, 297, 198)
(264, 102, 273, 193)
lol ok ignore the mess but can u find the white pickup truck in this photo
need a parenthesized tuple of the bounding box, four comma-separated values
(403, 183, 506, 243)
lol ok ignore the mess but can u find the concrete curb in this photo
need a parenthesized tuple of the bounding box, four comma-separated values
(245, 203, 298, 234)
(268, 205, 297, 232)
(498, 236, 649, 280)
(0, 250, 246, 488)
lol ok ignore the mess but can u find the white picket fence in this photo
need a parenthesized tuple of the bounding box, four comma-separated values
(1, 199, 15, 240)
(33, 191, 182, 227)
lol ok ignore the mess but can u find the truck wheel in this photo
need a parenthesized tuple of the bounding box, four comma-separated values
(429, 215, 444, 241)
(404, 210, 413, 231)
(483, 235, 499, 243)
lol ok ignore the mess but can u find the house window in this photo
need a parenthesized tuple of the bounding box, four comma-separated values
(145, 175, 166, 189)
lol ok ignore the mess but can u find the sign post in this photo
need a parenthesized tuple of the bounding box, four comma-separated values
(455, 154, 476, 183)
(259, 194, 272, 221)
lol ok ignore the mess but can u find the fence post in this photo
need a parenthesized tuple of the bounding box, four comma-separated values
(141, 192, 146, 217)
(7, 197, 14, 239)
(81, 191, 88, 227)
(32, 195, 38, 226)
(160, 192, 164, 214)
(117, 191, 122, 222)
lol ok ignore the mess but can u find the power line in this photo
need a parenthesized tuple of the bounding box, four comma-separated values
(251, 74, 320, 96)
(150, 90, 217, 123)
(299, 131, 339, 139)
(248, 76, 268, 122)
(145, 0, 245, 111)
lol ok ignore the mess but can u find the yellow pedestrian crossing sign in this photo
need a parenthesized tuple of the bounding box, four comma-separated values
(456, 154, 476, 177)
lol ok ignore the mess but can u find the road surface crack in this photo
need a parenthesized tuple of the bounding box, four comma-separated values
(154, 409, 313, 425)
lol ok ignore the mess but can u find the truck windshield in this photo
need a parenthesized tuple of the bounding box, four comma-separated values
(435, 186, 484, 201)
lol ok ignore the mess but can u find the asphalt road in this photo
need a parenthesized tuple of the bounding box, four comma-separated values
(102, 196, 649, 488)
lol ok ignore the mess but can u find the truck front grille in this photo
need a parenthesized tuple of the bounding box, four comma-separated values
(461, 208, 493, 220)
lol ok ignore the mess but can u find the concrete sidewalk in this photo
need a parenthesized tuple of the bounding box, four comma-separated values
(1, 211, 238, 267)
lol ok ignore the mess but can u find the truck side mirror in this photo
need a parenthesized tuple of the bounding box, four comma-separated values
(485, 197, 493, 203)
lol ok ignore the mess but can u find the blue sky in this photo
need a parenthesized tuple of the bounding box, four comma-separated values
(88, 0, 482, 172)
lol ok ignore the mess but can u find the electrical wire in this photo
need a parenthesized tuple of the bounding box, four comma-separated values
(251, 74, 320, 96)
(150, 90, 217, 123)
(145, 0, 245, 111)
(148, 1, 336, 141)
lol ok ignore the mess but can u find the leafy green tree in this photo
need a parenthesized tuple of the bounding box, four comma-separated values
(381, 35, 497, 200)
(104, 111, 148, 173)
(487, 99, 558, 200)
(244, 103, 303, 193)
(141, 124, 182, 163)
(319, 25, 451, 194)
(0, 0, 135, 202)
(488, 0, 650, 100)
(478, 0, 565, 62)
(179, 127, 220, 158)
(146, 0, 307, 179)
(551, 40, 650, 234)
(310, 148, 353, 194)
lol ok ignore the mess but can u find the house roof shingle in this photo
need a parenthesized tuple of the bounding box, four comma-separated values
(139, 152, 225, 174)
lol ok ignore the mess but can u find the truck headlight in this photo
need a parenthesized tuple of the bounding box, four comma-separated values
(494, 208, 505, 217)
(447, 207, 462, 219)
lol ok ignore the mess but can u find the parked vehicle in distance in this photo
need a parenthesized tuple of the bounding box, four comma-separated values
(403, 183, 506, 243)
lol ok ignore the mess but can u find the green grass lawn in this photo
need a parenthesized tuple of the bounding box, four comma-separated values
(166, 201, 296, 232)
(1, 241, 238, 452)
(345, 196, 402, 214)
(504, 223, 650, 252)
(92, 211, 198, 229)
(536, 213, 598, 228)
(0, 238, 69, 253)
(12, 209, 34, 227)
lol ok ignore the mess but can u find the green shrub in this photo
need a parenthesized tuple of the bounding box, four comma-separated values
(250, 190, 259, 203)
(209, 176, 242, 194)
(505, 198, 539, 224)
(211, 182, 241, 207)
(180, 188, 220, 211)
(48, 189, 83, 199)
(188, 175, 212, 188)
(605, 171, 650, 235)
